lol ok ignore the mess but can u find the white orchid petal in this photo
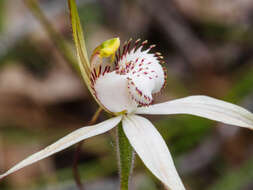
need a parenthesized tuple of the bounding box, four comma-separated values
(136, 95, 253, 129)
(123, 43, 165, 105)
(122, 115, 185, 190)
(0, 116, 122, 179)
(94, 71, 137, 113)
(127, 76, 154, 105)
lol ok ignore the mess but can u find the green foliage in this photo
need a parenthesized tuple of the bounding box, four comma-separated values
(0, 0, 5, 33)
(0, 38, 51, 77)
(156, 115, 212, 155)
(78, 3, 103, 25)
(0, 123, 70, 144)
(226, 66, 253, 103)
(194, 20, 253, 44)
(0, 125, 40, 144)
(25, 0, 78, 73)
(208, 156, 253, 190)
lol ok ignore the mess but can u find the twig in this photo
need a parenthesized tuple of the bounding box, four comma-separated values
(23, 0, 79, 72)
(72, 107, 103, 190)
(23, 2, 104, 188)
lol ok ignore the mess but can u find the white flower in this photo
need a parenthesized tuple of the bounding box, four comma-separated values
(1, 1, 253, 189)
(1, 37, 253, 190)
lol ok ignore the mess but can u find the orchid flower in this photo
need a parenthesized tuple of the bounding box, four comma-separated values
(1, 1, 253, 190)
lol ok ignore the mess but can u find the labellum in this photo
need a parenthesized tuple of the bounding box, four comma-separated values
(90, 38, 167, 113)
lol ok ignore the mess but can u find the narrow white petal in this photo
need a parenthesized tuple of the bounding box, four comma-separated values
(0, 116, 122, 179)
(136, 95, 253, 129)
(122, 115, 185, 190)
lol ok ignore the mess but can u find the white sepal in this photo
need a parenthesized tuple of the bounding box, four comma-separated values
(122, 115, 185, 190)
(136, 95, 253, 129)
(0, 116, 122, 179)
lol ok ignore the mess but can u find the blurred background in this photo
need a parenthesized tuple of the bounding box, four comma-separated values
(1, 0, 253, 189)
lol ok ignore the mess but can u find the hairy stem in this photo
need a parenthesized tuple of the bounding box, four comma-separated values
(116, 123, 135, 190)
(72, 107, 103, 190)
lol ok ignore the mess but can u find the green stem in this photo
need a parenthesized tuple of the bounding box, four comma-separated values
(116, 123, 135, 190)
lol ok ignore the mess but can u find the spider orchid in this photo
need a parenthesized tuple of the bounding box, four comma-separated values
(1, 1, 253, 190)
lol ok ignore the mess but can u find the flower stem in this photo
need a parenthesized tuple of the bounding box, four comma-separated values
(89, 107, 104, 125)
(72, 107, 103, 190)
(116, 123, 135, 190)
